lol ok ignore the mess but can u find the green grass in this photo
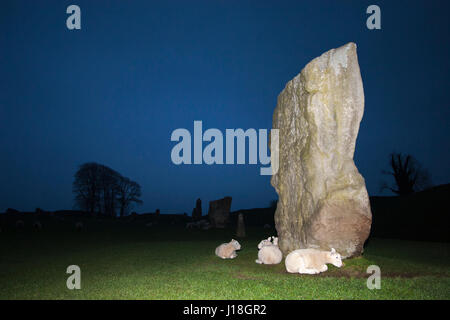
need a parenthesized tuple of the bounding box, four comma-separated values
(0, 216, 449, 299)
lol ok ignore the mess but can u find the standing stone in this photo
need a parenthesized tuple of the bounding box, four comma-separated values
(208, 196, 232, 228)
(192, 198, 202, 221)
(236, 213, 246, 237)
(271, 43, 372, 258)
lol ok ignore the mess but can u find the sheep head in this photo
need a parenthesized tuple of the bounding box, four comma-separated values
(328, 248, 343, 267)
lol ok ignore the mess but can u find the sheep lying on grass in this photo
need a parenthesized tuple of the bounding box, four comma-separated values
(15, 220, 24, 229)
(186, 219, 211, 230)
(33, 221, 42, 231)
(75, 222, 83, 232)
(215, 239, 241, 259)
(256, 236, 282, 265)
(285, 248, 343, 274)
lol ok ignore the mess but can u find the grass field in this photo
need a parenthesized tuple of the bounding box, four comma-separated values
(0, 215, 449, 300)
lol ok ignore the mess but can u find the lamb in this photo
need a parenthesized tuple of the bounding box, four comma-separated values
(196, 219, 211, 230)
(201, 222, 211, 230)
(186, 222, 195, 229)
(257, 236, 273, 248)
(255, 236, 282, 265)
(186, 219, 211, 230)
(285, 248, 343, 274)
(15, 220, 24, 229)
(33, 221, 42, 231)
(75, 221, 83, 232)
(215, 239, 241, 259)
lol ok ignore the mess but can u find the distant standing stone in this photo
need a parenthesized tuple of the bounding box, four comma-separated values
(236, 213, 246, 237)
(271, 42, 372, 258)
(208, 196, 232, 228)
(192, 198, 202, 221)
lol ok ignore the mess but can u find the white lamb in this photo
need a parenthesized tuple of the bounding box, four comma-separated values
(186, 222, 193, 228)
(255, 236, 282, 265)
(75, 221, 83, 231)
(215, 239, 241, 259)
(257, 236, 273, 248)
(285, 248, 343, 274)
(16, 220, 24, 229)
(33, 221, 42, 231)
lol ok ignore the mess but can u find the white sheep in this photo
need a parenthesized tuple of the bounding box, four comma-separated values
(75, 221, 83, 231)
(257, 236, 273, 248)
(33, 221, 42, 231)
(255, 236, 282, 265)
(201, 222, 211, 230)
(186, 222, 195, 229)
(186, 220, 210, 229)
(16, 220, 24, 229)
(215, 239, 241, 259)
(285, 248, 343, 274)
(197, 220, 211, 230)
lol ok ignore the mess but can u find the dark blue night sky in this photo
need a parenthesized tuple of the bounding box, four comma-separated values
(1, 0, 449, 213)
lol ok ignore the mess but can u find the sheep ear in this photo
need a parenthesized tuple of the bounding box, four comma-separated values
(331, 248, 336, 253)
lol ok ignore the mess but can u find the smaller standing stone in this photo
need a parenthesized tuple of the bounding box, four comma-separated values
(192, 198, 202, 221)
(208, 196, 232, 228)
(236, 213, 246, 238)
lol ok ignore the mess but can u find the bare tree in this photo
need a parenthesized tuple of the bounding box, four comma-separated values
(381, 153, 432, 196)
(73, 162, 142, 217)
(97, 165, 120, 217)
(73, 162, 101, 215)
(116, 176, 143, 217)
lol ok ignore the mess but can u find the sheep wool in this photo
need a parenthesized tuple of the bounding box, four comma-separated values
(215, 239, 241, 259)
(285, 248, 343, 274)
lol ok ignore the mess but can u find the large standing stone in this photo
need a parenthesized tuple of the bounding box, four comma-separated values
(208, 196, 232, 228)
(271, 43, 372, 258)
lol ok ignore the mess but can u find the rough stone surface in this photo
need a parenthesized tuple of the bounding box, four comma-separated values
(192, 198, 202, 221)
(271, 42, 372, 258)
(236, 213, 246, 237)
(208, 196, 232, 228)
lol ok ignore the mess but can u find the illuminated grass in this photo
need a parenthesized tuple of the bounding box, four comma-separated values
(0, 218, 449, 299)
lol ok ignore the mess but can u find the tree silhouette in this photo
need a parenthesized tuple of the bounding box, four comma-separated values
(73, 162, 101, 215)
(73, 162, 143, 217)
(116, 176, 143, 217)
(381, 153, 432, 196)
